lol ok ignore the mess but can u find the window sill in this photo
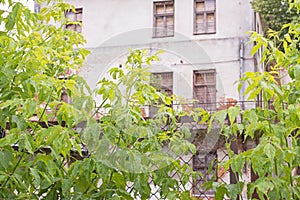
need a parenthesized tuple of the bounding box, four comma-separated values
(152, 35, 174, 38)
(193, 32, 216, 35)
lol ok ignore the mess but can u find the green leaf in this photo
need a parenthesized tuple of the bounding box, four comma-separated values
(62, 179, 72, 196)
(30, 168, 41, 188)
(225, 183, 244, 200)
(5, 7, 17, 30)
(294, 65, 300, 81)
(255, 178, 274, 195)
(284, 33, 292, 43)
(228, 106, 240, 125)
(288, 67, 295, 79)
(134, 174, 151, 199)
(115, 189, 134, 200)
(209, 109, 227, 131)
(215, 185, 227, 200)
(231, 155, 245, 174)
(11, 115, 26, 131)
(264, 143, 275, 159)
(251, 43, 262, 56)
(0, 133, 19, 147)
(45, 187, 57, 200)
(112, 172, 126, 189)
(23, 134, 34, 154)
(0, 150, 13, 170)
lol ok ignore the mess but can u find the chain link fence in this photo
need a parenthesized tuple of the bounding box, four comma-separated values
(132, 101, 259, 199)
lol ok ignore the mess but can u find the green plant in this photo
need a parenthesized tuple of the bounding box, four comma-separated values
(0, 1, 198, 199)
(212, 2, 300, 200)
(75, 49, 198, 199)
(251, 0, 299, 32)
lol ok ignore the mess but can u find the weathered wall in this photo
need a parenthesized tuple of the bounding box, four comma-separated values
(66, 0, 255, 106)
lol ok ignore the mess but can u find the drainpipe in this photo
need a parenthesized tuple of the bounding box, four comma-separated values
(239, 40, 245, 109)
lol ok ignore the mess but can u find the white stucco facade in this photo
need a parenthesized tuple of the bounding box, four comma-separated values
(66, 0, 256, 107)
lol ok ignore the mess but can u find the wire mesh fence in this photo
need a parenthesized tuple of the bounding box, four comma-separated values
(129, 101, 260, 199)
(123, 141, 232, 199)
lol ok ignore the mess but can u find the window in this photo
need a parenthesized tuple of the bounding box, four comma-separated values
(194, 0, 216, 34)
(151, 72, 173, 96)
(192, 151, 217, 198)
(150, 72, 173, 117)
(153, 1, 174, 37)
(193, 70, 216, 110)
(65, 8, 83, 33)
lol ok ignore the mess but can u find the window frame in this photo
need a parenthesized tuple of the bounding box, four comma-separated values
(65, 8, 83, 33)
(151, 72, 173, 96)
(193, 69, 216, 110)
(149, 72, 173, 118)
(153, 1, 175, 38)
(193, 0, 216, 35)
(192, 150, 217, 197)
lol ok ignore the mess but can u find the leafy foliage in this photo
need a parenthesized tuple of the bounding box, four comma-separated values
(213, 2, 300, 200)
(79, 49, 197, 199)
(251, 0, 300, 32)
(0, 0, 92, 198)
(0, 1, 198, 199)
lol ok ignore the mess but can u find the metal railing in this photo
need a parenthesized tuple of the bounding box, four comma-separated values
(140, 100, 259, 119)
